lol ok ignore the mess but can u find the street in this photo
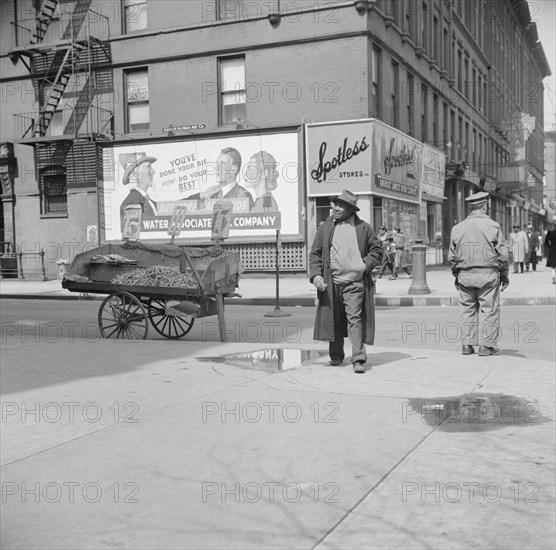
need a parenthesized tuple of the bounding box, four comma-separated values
(1, 300, 555, 549)
(1, 299, 554, 361)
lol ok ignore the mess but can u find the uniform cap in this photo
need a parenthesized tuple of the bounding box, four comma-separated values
(465, 191, 489, 206)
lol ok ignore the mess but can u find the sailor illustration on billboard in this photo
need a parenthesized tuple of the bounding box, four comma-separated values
(244, 150, 280, 212)
(119, 154, 158, 233)
(189, 147, 253, 209)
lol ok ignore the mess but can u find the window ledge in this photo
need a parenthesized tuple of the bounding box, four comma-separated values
(40, 213, 68, 219)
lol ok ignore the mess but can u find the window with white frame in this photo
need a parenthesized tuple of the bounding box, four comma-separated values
(125, 68, 149, 133)
(124, 0, 147, 32)
(219, 57, 246, 125)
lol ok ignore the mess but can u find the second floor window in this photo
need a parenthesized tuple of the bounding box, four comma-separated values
(124, 0, 147, 32)
(125, 69, 149, 133)
(219, 57, 246, 125)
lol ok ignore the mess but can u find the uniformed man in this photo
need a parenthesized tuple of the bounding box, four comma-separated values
(448, 191, 510, 356)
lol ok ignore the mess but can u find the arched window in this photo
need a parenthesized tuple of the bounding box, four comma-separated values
(40, 165, 67, 216)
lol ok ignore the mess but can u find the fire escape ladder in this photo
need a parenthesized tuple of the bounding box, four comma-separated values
(35, 46, 77, 137)
(63, 0, 93, 41)
(63, 75, 93, 137)
(31, 0, 60, 44)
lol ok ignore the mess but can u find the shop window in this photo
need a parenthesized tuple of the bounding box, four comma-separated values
(124, 0, 147, 32)
(219, 56, 246, 125)
(125, 69, 149, 133)
(40, 167, 67, 217)
(426, 203, 435, 244)
(315, 197, 333, 228)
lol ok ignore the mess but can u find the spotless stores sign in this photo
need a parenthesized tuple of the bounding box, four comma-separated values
(305, 120, 373, 196)
(306, 119, 429, 205)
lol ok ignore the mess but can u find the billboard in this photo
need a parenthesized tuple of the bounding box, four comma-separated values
(421, 143, 446, 200)
(305, 120, 373, 196)
(306, 119, 426, 204)
(369, 120, 423, 205)
(101, 130, 302, 242)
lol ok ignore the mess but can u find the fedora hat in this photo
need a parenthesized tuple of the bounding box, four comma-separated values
(123, 155, 157, 185)
(329, 189, 360, 211)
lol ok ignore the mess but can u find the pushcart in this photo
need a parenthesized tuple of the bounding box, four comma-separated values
(61, 240, 242, 342)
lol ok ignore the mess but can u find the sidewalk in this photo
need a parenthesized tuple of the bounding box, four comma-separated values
(1, 265, 555, 306)
(1, 337, 555, 549)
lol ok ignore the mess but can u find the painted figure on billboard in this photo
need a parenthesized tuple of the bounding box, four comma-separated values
(189, 147, 253, 208)
(120, 155, 158, 231)
(244, 150, 280, 212)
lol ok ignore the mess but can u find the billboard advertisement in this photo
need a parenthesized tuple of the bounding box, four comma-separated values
(369, 120, 423, 205)
(101, 129, 302, 242)
(305, 120, 373, 196)
(421, 143, 446, 200)
(306, 119, 428, 205)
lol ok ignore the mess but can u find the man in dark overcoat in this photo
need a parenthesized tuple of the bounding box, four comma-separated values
(309, 190, 383, 373)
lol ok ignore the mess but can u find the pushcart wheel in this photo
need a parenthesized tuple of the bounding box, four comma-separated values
(148, 298, 195, 339)
(98, 291, 148, 340)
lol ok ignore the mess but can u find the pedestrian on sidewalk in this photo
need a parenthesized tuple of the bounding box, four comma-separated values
(309, 189, 383, 374)
(511, 224, 528, 273)
(389, 226, 412, 279)
(376, 233, 395, 278)
(448, 191, 510, 357)
(544, 221, 556, 284)
(525, 224, 540, 272)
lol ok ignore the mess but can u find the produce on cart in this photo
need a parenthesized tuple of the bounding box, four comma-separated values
(62, 240, 242, 341)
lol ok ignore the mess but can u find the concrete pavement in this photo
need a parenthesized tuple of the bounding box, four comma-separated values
(1, 263, 555, 306)
(1, 334, 554, 549)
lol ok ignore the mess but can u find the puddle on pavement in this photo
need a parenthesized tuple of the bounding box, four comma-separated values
(196, 348, 329, 371)
(406, 393, 552, 432)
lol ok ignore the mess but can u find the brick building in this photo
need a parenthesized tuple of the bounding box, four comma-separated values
(0, 0, 551, 278)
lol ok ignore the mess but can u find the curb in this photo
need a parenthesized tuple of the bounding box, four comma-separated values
(1, 294, 554, 306)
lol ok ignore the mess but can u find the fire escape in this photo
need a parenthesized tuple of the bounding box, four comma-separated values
(10, 0, 113, 143)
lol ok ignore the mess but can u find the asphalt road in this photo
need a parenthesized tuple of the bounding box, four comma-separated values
(1, 300, 553, 361)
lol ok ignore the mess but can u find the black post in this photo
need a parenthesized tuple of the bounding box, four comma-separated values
(264, 229, 291, 317)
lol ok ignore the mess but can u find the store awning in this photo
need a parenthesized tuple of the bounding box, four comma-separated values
(422, 192, 446, 203)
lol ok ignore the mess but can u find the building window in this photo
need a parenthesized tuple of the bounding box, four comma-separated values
(125, 69, 149, 133)
(219, 56, 246, 125)
(443, 28, 449, 73)
(124, 0, 147, 32)
(40, 167, 67, 216)
(421, 2, 427, 50)
(421, 85, 428, 143)
(432, 15, 439, 61)
(371, 47, 380, 117)
(432, 93, 439, 146)
(407, 72, 414, 136)
(391, 60, 399, 128)
(46, 111, 64, 137)
(457, 49, 463, 91)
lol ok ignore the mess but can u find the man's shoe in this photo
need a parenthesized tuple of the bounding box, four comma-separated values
(353, 361, 366, 373)
(462, 345, 475, 355)
(479, 346, 501, 356)
(388, 275, 398, 280)
(329, 359, 343, 366)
